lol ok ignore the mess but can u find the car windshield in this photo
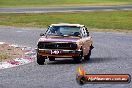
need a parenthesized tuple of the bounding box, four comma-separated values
(46, 26, 81, 36)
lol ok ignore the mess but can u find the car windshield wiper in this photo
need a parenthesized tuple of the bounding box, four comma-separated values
(47, 33, 62, 36)
(62, 35, 70, 37)
(62, 34, 80, 37)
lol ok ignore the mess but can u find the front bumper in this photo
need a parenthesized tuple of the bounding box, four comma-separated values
(37, 49, 82, 57)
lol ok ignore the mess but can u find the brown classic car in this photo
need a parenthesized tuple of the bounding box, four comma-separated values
(36, 23, 93, 65)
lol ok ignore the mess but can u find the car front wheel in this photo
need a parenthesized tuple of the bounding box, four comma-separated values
(73, 50, 83, 63)
(37, 54, 46, 65)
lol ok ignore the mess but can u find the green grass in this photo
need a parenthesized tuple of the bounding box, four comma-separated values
(0, 0, 132, 7)
(0, 11, 132, 32)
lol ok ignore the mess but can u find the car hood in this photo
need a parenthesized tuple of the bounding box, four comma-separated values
(38, 36, 80, 43)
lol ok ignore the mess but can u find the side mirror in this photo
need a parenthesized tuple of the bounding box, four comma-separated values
(40, 33, 45, 36)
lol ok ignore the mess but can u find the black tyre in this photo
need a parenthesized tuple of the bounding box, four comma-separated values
(76, 76, 87, 85)
(37, 54, 45, 65)
(84, 49, 91, 61)
(49, 56, 55, 61)
(73, 50, 83, 63)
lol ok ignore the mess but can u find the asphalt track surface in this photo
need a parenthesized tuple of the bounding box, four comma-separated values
(0, 5, 132, 13)
(0, 26, 132, 88)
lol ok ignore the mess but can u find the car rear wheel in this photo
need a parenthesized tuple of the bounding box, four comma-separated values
(49, 56, 55, 61)
(73, 50, 83, 63)
(37, 54, 46, 65)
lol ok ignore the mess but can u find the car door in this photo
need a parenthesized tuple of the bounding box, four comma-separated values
(81, 27, 92, 56)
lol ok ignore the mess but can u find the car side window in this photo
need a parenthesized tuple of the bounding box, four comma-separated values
(80, 28, 84, 37)
(81, 27, 88, 37)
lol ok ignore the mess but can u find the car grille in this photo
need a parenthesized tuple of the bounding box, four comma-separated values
(38, 42, 77, 50)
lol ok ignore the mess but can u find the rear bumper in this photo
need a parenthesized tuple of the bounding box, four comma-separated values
(37, 49, 82, 57)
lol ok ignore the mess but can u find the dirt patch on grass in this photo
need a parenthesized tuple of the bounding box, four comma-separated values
(0, 43, 24, 61)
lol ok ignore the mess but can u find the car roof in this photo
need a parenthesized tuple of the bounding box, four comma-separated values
(50, 23, 84, 27)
